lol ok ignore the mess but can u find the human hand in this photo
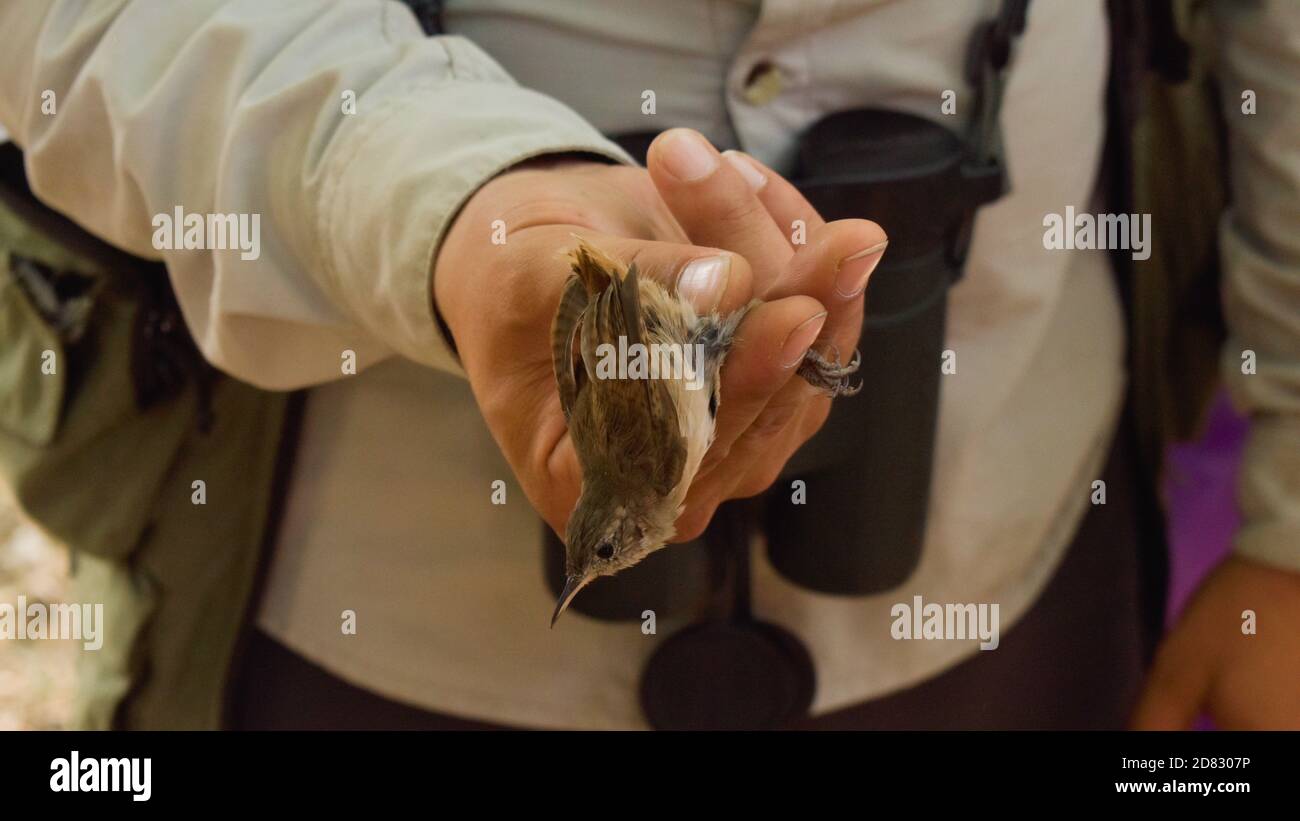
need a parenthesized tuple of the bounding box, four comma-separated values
(433, 132, 885, 541)
(1131, 556, 1300, 729)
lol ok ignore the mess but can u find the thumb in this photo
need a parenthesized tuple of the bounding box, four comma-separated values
(1130, 624, 1213, 729)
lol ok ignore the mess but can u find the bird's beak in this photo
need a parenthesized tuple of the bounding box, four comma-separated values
(551, 575, 586, 628)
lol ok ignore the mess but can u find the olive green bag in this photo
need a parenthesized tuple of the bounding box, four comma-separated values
(0, 145, 293, 728)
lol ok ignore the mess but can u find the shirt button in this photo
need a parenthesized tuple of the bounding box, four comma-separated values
(741, 61, 785, 106)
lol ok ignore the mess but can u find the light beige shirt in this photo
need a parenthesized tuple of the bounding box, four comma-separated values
(1, 0, 1296, 729)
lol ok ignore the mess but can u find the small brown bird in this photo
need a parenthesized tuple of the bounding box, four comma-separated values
(550, 238, 859, 624)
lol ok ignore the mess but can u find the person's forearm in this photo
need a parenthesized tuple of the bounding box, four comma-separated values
(0, 0, 631, 389)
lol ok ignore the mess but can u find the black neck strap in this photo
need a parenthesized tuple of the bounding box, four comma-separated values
(965, 0, 1031, 168)
(405, 0, 445, 36)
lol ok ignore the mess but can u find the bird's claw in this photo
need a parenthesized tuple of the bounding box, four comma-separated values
(797, 346, 863, 397)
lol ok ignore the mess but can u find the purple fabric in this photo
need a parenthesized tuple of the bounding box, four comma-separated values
(1163, 392, 1248, 623)
(1162, 392, 1249, 732)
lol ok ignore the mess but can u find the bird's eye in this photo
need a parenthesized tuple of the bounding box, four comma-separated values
(596, 542, 615, 560)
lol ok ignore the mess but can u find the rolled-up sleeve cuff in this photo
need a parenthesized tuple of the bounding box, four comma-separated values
(1232, 417, 1300, 574)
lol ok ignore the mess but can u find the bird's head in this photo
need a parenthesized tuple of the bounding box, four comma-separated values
(552, 480, 677, 626)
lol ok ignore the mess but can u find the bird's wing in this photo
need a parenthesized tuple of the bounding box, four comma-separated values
(614, 262, 658, 417)
(567, 238, 689, 498)
(644, 378, 688, 497)
(615, 261, 644, 349)
(617, 264, 688, 494)
(551, 274, 589, 422)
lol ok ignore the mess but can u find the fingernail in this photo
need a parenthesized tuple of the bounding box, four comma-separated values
(660, 129, 720, 182)
(835, 240, 888, 298)
(722, 150, 768, 190)
(781, 311, 828, 368)
(676, 255, 731, 313)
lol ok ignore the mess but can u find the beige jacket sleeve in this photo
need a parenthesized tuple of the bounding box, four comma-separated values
(0, 0, 632, 388)
(1213, 0, 1300, 572)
